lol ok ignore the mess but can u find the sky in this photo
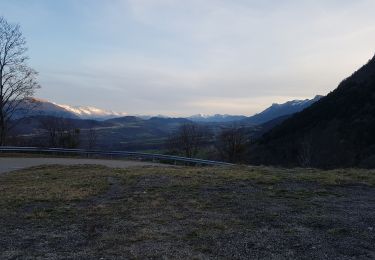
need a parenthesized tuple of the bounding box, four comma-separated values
(1, 0, 375, 116)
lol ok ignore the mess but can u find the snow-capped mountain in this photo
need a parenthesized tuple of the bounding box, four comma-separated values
(57, 104, 128, 120)
(12, 98, 79, 119)
(13, 98, 127, 120)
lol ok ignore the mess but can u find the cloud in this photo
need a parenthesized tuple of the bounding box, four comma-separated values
(4, 0, 375, 115)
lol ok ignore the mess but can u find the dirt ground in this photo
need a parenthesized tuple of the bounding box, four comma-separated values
(0, 165, 374, 259)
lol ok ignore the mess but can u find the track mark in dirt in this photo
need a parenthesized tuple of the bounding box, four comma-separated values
(77, 177, 125, 208)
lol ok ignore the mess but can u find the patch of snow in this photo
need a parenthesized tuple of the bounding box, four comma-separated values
(56, 104, 128, 119)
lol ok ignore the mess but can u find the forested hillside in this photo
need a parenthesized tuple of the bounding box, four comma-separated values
(249, 55, 375, 168)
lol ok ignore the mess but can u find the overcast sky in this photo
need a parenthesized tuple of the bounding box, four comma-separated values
(1, 0, 375, 116)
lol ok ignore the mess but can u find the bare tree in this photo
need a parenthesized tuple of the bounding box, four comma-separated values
(39, 116, 80, 148)
(39, 116, 65, 147)
(216, 126, 248, 163)
(167, 123, 209, 158)
(0, 17, 40, 145)
(60, 128, 80, 149)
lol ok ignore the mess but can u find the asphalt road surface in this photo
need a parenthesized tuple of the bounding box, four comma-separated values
(0, 157, 165, 174)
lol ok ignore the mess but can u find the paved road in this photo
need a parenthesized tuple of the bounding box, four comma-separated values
(0, 157, 165, 174)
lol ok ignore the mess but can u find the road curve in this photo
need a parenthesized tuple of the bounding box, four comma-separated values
(0, 157, 166, 174)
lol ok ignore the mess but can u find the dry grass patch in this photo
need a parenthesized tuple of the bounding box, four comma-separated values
(0, 165, 374, 259)
(0, 165, 110, 209)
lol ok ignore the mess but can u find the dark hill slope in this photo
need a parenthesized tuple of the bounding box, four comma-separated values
(249, 54, 375, 168)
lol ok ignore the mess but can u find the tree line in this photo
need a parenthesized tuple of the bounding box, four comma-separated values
(166, 123, 249, 163)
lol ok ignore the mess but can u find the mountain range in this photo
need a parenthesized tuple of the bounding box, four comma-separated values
(16, 96, 322, 125)
(10, 95, 321, 152)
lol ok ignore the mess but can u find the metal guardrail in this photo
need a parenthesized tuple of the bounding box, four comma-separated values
(0, 146, 234, 167)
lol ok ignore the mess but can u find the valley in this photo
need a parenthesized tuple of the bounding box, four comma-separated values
(9, 96, 322, 156)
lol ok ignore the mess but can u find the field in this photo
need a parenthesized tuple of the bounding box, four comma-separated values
(0, 165, 374, 259)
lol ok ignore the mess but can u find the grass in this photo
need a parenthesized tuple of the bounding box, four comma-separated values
(0, 165, 109, 209)
(0, 165, 374, 259)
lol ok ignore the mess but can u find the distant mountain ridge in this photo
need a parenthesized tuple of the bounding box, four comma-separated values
(241, 95, 323, 125)
(188, 96, 322, 123)
(14, 96, 321, 124)
(188, 114, 247, 123)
